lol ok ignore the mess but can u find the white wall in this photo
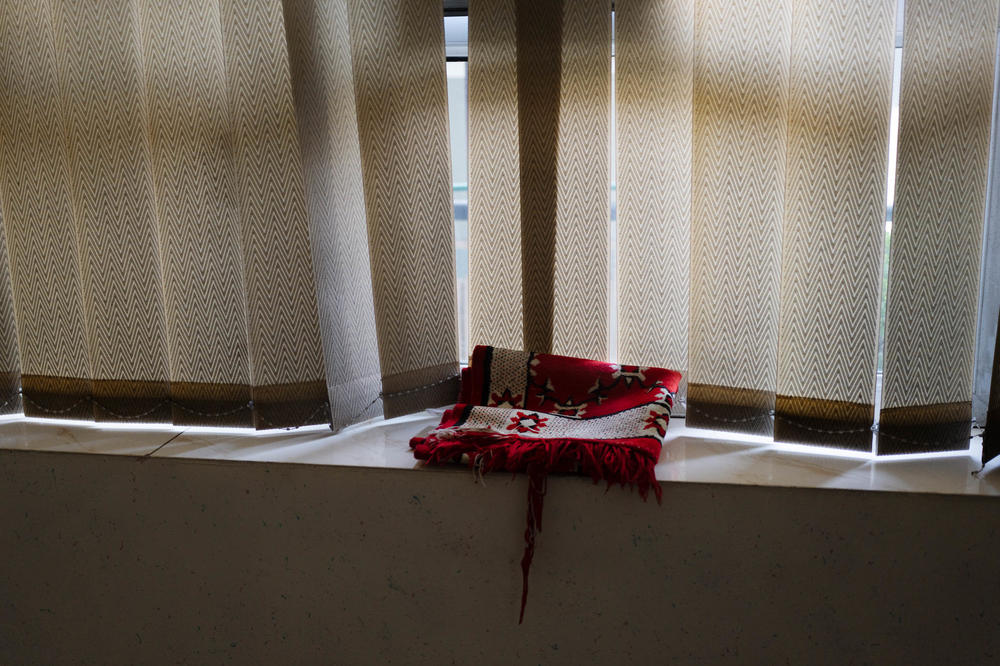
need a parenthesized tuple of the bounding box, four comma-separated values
(2, 448, 999, 664)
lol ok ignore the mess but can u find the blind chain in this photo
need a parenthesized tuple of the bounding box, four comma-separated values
(0, 387, 22, 412)
(9, 379, 981, 450)
(2, 374, 463, 431)
(334, 374, 462, 428)
(381, 374, 460, 399)
(683, 401, 982, 448)
(255, 401, 330, 431)
(19, 392, 327, 430)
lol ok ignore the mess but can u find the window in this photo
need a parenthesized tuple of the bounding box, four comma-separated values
(445, 16, 469, 363)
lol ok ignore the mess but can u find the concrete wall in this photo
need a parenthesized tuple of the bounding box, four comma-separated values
(2, 448, 999, 664)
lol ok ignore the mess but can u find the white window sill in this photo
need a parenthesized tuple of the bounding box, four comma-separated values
(0, 410, 997, 497)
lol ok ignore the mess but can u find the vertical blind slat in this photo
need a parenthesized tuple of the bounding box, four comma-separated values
(687, 0, 790, 435)
(0, 2, 92, 420)
(616, 0, 693, 372)
(53, 0, 171, 423)
(219, 0, 330, 429)
(348, 0, 460, 416)
(774, 0, 895, 450)
(282, 0, 384, 430)
(552, 0, 611, 360)
(139, 0, 254, 427)
(879, 0, 999, 453)
(516, 0, 562, 353)
(469, 0, 523, 353)
(0, 209, 19, 416)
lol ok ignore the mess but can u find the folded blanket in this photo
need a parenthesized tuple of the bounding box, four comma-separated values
(411, 345, 681, 622)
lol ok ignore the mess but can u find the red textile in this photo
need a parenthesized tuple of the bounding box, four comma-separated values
(411, 346, 681, 622)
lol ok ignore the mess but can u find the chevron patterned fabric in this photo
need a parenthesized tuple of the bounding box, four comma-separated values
(0, 0, 997, 454)
(686, 0, 789, 435)
(774, 0, 895, 450)
(282, 0, 383, 430)
(220, 0, 332, 428)
(616, 0, 692, 374)
(0, 3, 93, 420)
(141, 0, 254, 427)
(516, 0, 562, 353)
(0, 0, 463, 430)
(469, 0, 523, 352)
(879, 0, 999, 453)
(54, 0, 173, 423)
(552, 0, 611, 360)
(468, 0, 610, 359)
(0, 209, 19, 416)
(347, 0, 460, 417)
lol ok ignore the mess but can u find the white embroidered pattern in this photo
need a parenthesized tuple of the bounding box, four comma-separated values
(460, 402, 671, 442)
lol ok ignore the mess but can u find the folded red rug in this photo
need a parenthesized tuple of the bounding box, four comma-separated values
(411, 345, 681, 622)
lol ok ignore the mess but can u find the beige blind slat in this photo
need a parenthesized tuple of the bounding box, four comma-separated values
(517, 0, 562, 352)
(348, 0, 459, 416)
(879, 0, 999, 453)
(687, 0, 790, 434)
(552, 0, 611, 360)
(774, 0, 895, 449)
(53, 0, 171, 422)
(616, 0, 693, 370)
(0, 3, 91, 418)
(468, 0, 523, 352)
(220, 0, 329, 428)
(282, 0, 383, 429)
(0, 211, 19, 416)
(469, 0, 610, 359)
(139, 0, 254, 427)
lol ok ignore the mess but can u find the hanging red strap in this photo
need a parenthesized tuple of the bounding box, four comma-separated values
(519, 463, 547, 624)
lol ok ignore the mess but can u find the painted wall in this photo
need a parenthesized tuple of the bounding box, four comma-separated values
(2, 448, 999, 664)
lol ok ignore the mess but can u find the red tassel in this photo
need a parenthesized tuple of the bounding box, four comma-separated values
(519, 464, 547, 624)
(414, 433, 663, 622)
(414, 432, 661, 503)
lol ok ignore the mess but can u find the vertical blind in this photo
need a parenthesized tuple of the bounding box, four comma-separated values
(0, 0, 458, 430)
(879, 0, 998, 453)
(686, 0, 789, 436)
(347, 0, 461, 417)
(282, 0, 382, 429)
(467, 0, 998, 452)
(0, 0, 997, 452)
(469, 0, 611, 358)
(468, 0, 522, 351)
(0, 212, 16, 416)
(775, 0, 895, 449)
(616, 0, 692, 378)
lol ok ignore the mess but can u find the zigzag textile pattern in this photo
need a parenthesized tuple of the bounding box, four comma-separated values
(0, 208, 19, 415)
(469, 0, 523, 352)
(686, 0, 789, 436)
(51, 0, 172, 422)
(615, 0, 692, 374)
(774, 0, 894, 450)
(552, 0, 611, 361)
(140, 0, 254, 426)
(346, 0, 460, 416)
(0, 3, 93, 419)
(0, 0, 396, 428)
(879, 0, 998, 453)
(281, 0, 383, 430)
(468, 0, 610, 359)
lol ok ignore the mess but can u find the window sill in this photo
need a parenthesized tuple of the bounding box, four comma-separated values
(0, 410, 997, 497)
